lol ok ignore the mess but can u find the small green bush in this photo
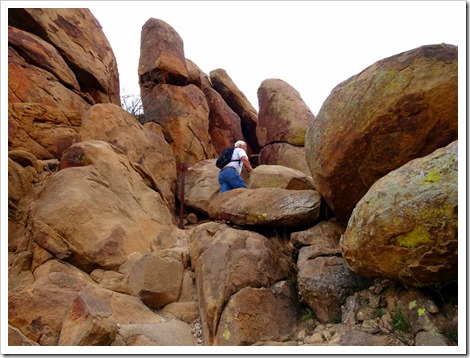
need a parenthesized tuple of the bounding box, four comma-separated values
(392, 306, 409, 332)
(302, 308, 316, 321)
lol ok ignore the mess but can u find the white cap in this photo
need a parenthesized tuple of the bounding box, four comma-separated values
(234, 140, 246, 148)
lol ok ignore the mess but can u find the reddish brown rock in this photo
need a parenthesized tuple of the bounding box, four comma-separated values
(8, 26, 80, 90)
(210, 69, 260, 153)
(9, 8, 120, 104)
(138, 18, 188, 87)
(203, 86, 245, 154)
(141, 83, 217, 168)
(305, 44, 458, 222)
(30, 140, 178, 272)
(8, 48, 92, 113)
(257, 78, 315, 147)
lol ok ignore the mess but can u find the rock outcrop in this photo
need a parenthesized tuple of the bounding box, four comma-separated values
(8, 8, 120, 160)
(7, 8, 459, 349)
(305, 44, 458, 223)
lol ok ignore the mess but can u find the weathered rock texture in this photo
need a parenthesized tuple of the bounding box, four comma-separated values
(257, 78, 315, 147)
(7, 7, 459, 349)
(31, 140, 178, 273)
(8, 8, 119, 106)
(80, 103, 177, 211)
(210, 68, 260, 153)
(138, 18, 188, 85)
(247, 165, 315, 190)
(305, 44, 458, 222)
(341, 141, 458, 286)
(189, 223, 294, 345)
(8, 8, 120, 160)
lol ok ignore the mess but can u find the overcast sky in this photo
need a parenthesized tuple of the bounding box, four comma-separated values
(87, 1, 465, 115)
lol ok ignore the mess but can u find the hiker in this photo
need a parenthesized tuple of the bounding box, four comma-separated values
(218, 140, 253, 193)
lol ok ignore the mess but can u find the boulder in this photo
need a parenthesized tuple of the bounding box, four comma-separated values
(208, 188, 322, 228)
(80, 103, 177, 211)
(214, 281, 300, 345)
(189, 222, 294, 345)
(257, 78, 315, 147)
(259, 142, 311, 176)
(8, 157, 37, 254)
(8, 45, 92, 114)
(210, 68, 259, 152)
(305, 44, 458, 222)
(295, 220, 370, 323)
(8, 26, 79, 91)
(341, 141, 458, 286)
(30, 140, 178, 272)
(58, 293, 117, 345)
(8, 325, 39, 346)
(8, 271, 166, 346)
(247, 164, 315, 190)
(297, 247, 370, 323)
(127, 252, 184, 309)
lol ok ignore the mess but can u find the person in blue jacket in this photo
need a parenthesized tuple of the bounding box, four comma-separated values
(218, 140, 253, 192)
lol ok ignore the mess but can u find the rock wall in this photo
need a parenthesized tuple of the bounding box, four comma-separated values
(7, 8, 459, 348)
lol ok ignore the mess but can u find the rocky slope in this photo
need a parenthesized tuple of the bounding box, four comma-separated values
(7, 8, 458, 349)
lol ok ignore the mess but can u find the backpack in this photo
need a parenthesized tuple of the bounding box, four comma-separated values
(215, 147, 240, 169)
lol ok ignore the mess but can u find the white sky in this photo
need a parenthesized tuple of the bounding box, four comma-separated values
(85, 0, 466, 115)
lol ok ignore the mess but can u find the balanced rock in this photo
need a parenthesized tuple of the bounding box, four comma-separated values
(305, 44, 458, 222)
(208, 188, 321, 228)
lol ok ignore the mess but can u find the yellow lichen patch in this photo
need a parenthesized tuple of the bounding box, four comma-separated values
(395, 225, 430, 248)
(222, 324, 231, 341)
(421, 169, 442, 184)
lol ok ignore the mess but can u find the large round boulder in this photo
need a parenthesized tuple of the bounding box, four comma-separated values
(340, 141, 458, 287)
(305, 44, 458, 222)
